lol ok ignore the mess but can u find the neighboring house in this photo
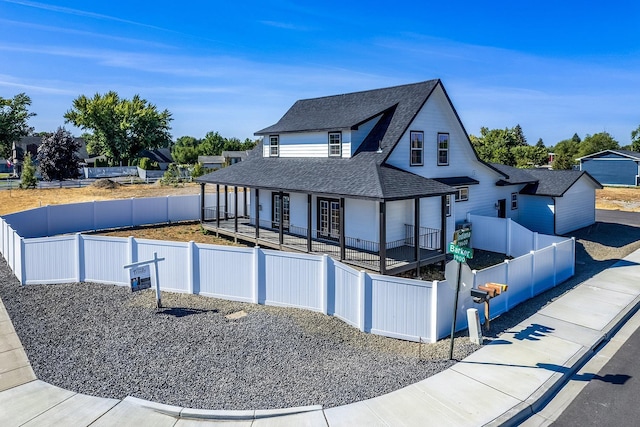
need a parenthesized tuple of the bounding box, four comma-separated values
(222, 150, 249, 165)
(138, 148, 173, 170)
(577, 149, 640, 186)
(198, 156, 225, 170)
(195, 80, 599, 274)
(11, 136, 87, 176)
(491, 164, 602, 235)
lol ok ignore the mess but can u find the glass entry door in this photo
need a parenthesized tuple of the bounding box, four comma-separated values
(272, 193, 290, 230)
(318, 198, 340, 240)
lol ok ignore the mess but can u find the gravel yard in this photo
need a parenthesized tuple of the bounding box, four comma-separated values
(0, 262, 478, 410)
(1, 213, 639, 411)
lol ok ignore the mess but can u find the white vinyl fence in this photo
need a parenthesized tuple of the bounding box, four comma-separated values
(467, 213, 567, 257)
(0, 197, 575, 343)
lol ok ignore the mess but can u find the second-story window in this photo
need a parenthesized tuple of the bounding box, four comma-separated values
(438, 133, 449, 165)
(410, 131, 424, 166)
(328, 132, 342, 157)
(269, 135, 279, 157)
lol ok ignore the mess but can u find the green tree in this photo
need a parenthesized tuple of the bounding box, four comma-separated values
(36, 127, 81, 181)
(552, 153, 575, 170)
(0, 93, 36, 158)
(198, 131, 225, 156)
(512, 145, 548, 168)
(551, 138, 581, 170)
(19, 152, 37, 188)
(469, 125, 529, 166)
(64, 92, 172, 165)
(631, 125, 640, 151)
(535, 138, 545, 149)
(571, 133, 581, 143)
(171, 136, 200, 164)
(578, 132, 619, 157)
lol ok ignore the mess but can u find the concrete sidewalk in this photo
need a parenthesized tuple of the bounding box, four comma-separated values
(1, 248, 640, 426)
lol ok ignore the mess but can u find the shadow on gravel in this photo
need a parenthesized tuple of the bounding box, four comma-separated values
(156, 307, 216, 318)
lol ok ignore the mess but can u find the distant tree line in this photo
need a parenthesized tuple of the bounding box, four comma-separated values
(0, 91, 257, 186)
(470, 124, 635, 170)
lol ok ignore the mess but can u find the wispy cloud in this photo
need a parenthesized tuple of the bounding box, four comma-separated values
(0, 18, 174, 49)
(259, 20, 312, 31)
(1, 0, 167, 31)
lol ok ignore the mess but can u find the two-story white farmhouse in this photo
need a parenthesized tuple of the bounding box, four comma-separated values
(196, 80, 601, 275)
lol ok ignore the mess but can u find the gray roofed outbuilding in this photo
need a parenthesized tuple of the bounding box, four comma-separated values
(490, 163, 603, 196)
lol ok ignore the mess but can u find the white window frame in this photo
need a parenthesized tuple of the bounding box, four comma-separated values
(511, 192, 518, 210)
(269, 135, 279, 157)
(437, 133, 449, 166)
(455, 186, 469, 202)
(445, 194, 452, 217)
(410, 131, 424, 166)
(328, 132, 342, 157)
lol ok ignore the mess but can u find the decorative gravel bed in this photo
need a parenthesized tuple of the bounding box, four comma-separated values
(0, 261, 479, 410)
(2, 218, 639, 411)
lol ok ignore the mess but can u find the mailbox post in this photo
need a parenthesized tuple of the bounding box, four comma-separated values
(472, 282, 508, 331)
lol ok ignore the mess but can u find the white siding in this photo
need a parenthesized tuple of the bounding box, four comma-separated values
(517, 195, 555, 235)
(345, 198, 378, 242)
(262, 130, 353, 158)
(555, 177, 597, 234)
(385, 84, 509, 223)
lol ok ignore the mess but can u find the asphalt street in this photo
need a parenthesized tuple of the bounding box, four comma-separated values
(549, 210, 640, 426)
(596, 209, 640, 227)
(552, 323, 640, 426)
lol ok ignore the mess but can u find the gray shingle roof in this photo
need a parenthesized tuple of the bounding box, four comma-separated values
(577, 149, 640, 160)
(197, 80, 460, 200)
(197, 156, 454, 200)
(255, 80, 439, 156)
(491, 163, 602, 196)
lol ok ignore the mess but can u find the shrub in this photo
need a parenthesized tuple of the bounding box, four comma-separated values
(19, 153, 37, 189)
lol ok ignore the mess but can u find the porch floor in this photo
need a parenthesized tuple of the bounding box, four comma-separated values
(201, 217, 445, 275)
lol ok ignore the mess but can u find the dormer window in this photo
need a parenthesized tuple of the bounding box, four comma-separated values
(328, 132, 342, 157)
(410, 131, 424, 166)
(269, 135, 279, 157)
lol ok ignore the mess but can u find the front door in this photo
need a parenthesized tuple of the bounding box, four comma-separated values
(497, 199, 506, 218)
(318, 198, 340, 240)
(272, 193, 290, 230)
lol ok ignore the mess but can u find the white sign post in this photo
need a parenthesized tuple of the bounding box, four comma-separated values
(123, 252, 165, 308)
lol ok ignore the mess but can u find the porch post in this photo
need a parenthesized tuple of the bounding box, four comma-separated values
(255, 188, 260, 239)
(224, 185, 229, 220)
(441, 195, 447, 259)
(234, 186, 238, 232)
(379, 200, 387, 275)
(278, 191, 284, 246)
(216, 184, 220, 228)
(199, 182, 205, 223)
(339, 197, 345, 261)
(307, 194, 312, 253)
(414, 197, 421, 277)
(244, 187, 247, 218)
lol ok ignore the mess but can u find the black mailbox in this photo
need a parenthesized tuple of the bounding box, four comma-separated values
(471, 288, 489, 303)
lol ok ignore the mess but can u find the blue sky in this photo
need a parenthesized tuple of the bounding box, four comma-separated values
(1, 0, 639, 146)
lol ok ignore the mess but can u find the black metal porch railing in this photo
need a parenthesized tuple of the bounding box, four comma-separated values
(202, 210, 442, 272)
(404, 224, 441, 250)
